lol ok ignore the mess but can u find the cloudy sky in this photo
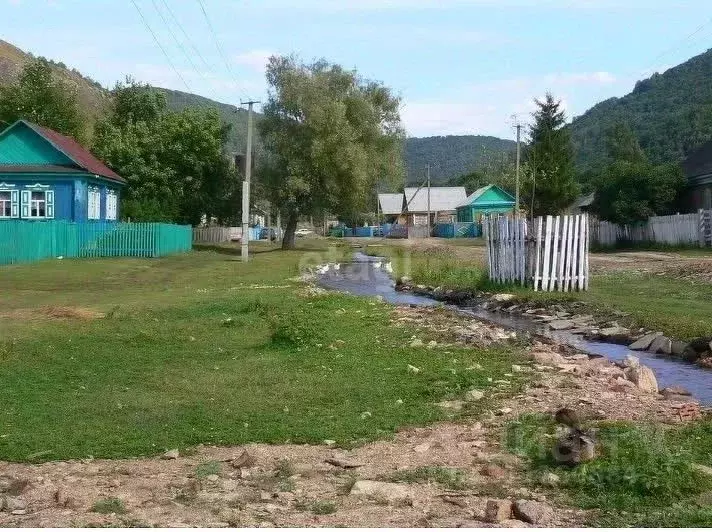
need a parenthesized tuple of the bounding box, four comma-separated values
(4, 0, 712, 140)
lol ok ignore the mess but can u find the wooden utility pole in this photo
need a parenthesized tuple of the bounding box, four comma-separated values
(426, 164, 431, 236)
(241, 100, 259, 262)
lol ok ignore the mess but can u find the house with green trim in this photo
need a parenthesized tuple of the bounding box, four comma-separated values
(455, 184, 515, 223)
(0, 120, 125, 222)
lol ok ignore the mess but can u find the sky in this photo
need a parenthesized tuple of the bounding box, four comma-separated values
(3, 0, 712, 140)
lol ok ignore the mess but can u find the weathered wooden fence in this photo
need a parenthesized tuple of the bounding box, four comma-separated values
(193, 226, 232, 243)
(483, 214, 589, 292)
(591, 210, 712, 247)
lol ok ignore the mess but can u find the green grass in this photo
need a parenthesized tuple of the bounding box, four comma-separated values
(194, 460, 222, 479)
(387, 465, 471, 490)
(310, 500, 336, 515)
(0, 241, 522, 462)
(90, 497, 126, 515)
(369, 244, 712, 340)
(505, 413, 712, 526)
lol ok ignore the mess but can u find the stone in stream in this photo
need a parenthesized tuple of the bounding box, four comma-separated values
(628, 332, 662, 351)
(671, 340, 689, 357)
(548, 320, 574, 331)
(649, 335, 672, 355)
(597, 326, 631, 342)
(622, 354, 640, 368)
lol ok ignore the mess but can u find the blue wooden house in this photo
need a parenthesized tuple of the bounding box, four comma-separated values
(456, 184, 516, 223)
(0, 120, 125, 222)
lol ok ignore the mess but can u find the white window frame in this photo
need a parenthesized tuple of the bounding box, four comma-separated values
(0, 183, 18, 218)
(106, 189, 117, 221)
(88, 186, 101, 220)
(22, 184, 53, 220)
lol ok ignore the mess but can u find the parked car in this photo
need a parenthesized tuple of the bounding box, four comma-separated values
(295, 228, 313, 237)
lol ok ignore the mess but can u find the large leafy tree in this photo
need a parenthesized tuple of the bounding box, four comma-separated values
(590, 122, 685, 225)
(93, 80, 238, 224)
(526, 93, 578, 216)
(0, 58, 84, 140)
(258, 56, 404, 249)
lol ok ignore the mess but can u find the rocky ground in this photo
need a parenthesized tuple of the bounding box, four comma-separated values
(0, 306, 702, 528)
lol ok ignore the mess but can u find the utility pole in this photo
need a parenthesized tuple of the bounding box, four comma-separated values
(240, 100, 259, 262)
(513, 116, 522, 215)
(426, 164, 431, 236)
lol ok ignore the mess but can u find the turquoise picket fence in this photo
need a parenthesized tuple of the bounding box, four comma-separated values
(0, 220, 192, 266)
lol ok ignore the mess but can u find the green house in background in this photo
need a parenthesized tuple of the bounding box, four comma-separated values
(455, 184, 516, 223)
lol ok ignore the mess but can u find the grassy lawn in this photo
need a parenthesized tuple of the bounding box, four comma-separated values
(0, 240, 522, 462)
(368, 243, 712, 340)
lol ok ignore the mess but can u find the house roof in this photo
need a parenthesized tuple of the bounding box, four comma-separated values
(378, 193, 404, 215)
(403, 186, 467, 212)
(457, 184, 515, 208)
(683, 139, 712, 182)
(0, 120, 125, 184)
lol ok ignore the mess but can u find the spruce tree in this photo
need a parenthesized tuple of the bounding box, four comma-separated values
(525, 93, 578, 216)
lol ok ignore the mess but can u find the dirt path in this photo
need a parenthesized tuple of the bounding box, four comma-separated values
(0, 307, 694, 528)
(368, 237, 712, 280)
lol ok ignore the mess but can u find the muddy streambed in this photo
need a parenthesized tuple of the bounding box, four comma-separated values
(316, 253, 712, 406)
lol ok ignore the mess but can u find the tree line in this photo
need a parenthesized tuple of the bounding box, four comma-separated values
(0, 57, 689, 247)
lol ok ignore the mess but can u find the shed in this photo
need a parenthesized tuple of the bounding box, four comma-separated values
(683, 139, 712, 211)
(455, 184, 515, 222)
(0, 120, 125, 222)
(403, 186, 467, 225)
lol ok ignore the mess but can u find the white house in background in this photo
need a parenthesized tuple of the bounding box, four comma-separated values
(403, 186, 467, 225)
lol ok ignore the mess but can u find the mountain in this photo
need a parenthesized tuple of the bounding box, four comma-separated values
(0, 39, 111, 134)
(570, 48, 712, 171)
(404, 135, 517, 185)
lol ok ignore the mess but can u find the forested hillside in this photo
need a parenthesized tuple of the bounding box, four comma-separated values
(404, 135, 516, 185)
(570, 48, 712, 171)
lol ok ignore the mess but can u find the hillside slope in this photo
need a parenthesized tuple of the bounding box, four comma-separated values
(405, 135, 516, 185)
(0, 39, 111, 132)
(570, 48, 712, 170)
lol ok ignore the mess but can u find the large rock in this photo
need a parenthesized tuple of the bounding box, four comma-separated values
(350, 481, 412, 504)
(492, 293, 515, 302)
(628, 332, 662, 351)
(513, 499, 554, 525)
(464, 389, 485, 402)
(682, 346, 703, 362)
(649, 335, 672, 355)
(624, 365, 658, 394)
(484, 499, 513, 523)
(688, 336, 712, 353)
(597, 326, 631, 343)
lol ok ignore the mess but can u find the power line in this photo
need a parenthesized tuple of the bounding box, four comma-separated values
(150, 0, 204, 79)
(129, 0, 191, 91)
(159, 0, 213, 72)
(195, 0, 250, 102)
(639, 16, 712, 78)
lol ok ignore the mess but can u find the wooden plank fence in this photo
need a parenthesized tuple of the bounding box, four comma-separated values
(193, 226, 233, 243)
(590, 210, 712, 247)
(484, 214, 589, 292)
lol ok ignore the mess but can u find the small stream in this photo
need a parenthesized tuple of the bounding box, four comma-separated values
(316, 253, 712, 406)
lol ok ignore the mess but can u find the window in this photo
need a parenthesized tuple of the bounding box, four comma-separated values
(106, 189, 117, 221)
(88, 186, 101, 220)
(21, 186, 54, 219)
(0, 191, 11, 218)
(31, 191, 46, 217)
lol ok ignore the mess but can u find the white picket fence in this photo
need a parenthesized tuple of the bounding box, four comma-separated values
(591, 210, 712, 247)
(483, 214, 590, 292)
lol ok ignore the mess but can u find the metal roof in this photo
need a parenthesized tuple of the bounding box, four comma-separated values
(0, 120, 126, 184)
(457, 184, 516, 207)
(403, 186, 467, 212)
(378, 193, 404, 215)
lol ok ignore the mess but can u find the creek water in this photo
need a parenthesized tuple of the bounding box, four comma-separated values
(316, 253, 712, 406)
